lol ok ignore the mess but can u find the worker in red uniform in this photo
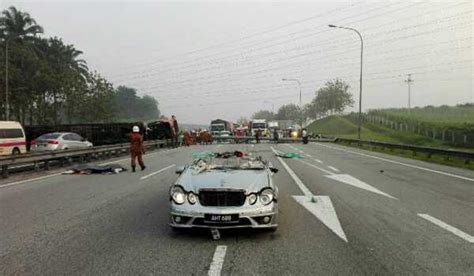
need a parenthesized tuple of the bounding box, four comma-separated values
(130, 125, 146, 172)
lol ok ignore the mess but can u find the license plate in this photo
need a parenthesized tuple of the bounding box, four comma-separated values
(204, 214, 239, 223)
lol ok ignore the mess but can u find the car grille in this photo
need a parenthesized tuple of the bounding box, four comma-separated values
(198, 190, 246, 207)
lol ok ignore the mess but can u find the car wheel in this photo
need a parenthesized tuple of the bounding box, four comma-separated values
(12, 148, 21, 155)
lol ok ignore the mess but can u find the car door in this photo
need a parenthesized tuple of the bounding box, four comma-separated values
(72, 133, 88, 149)
(61, 134, 76, 149)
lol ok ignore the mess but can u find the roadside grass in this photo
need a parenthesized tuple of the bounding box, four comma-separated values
(307, 115, 474, 170)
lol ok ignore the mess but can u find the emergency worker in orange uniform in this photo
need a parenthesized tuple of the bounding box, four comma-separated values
(130, 125, 146, 172)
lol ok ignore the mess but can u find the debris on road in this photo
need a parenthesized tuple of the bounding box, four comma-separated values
(62, 163, 126, 175)
(211, 228, 221, 240)
(274, 149, 302, 159)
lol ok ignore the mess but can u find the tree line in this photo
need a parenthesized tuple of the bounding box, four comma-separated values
(251, 79, 354, 123)
(0, 6, 159, 125)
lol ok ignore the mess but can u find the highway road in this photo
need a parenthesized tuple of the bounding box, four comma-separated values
(1, 142, 473, 275)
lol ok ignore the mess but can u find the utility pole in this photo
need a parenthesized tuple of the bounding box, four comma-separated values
(405, 74, 414, 112)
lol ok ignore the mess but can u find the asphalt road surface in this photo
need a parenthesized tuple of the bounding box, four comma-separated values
(1, 143, 473, 275)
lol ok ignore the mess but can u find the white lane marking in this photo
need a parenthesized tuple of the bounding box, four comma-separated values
(326, 174, 398, 200)
(306, 154, 313, 158)
(271, 147, 312, 197)
(0, 173, 62, 189)
(271, 146, 347, 242)
(418, 214, 474, 243)
(140, 164, 176, 180)
(293, 195, 348, 242)
(328, 166, 340, 173)
(314, 159, 323, 164)
(296, 159, 398, 200)
(297, 159, 334, 175)
(314, 143, 474, 182)
(0, 148, 178, 188)
(208, 245, 227, 276)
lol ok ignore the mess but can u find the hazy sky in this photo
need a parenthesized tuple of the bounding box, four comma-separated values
(2, 0, 473, 124)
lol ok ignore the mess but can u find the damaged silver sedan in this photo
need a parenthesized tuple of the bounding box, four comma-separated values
(169, 151, 279, 231)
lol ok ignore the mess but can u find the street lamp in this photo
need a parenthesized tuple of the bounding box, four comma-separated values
(281, 78, 303, 127)
(328, 24, 364, 142)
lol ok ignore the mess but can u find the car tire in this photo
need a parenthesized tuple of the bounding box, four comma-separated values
(12, 148, 20, 155)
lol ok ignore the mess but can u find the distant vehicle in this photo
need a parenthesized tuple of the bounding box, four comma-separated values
(0, 121, 27, 156)
(31, 132, 93, 152)
(24, 122, 148, 149)
(268, 121, 279, 130)
(250, 119, 270, 137)
(210, 119, 234, 137)
(147, 120, 173, 140)
(170, 151, 279, 231)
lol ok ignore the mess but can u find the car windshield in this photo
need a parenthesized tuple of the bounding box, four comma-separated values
(37, 133, 61, 140)
(252, 123, 266, 129)
(211, 124, 225, 131)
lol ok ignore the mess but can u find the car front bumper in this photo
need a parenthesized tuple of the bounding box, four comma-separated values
(169, 202, 278, 229)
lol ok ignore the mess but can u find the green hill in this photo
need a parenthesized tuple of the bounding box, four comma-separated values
(307, 115, 444, 147)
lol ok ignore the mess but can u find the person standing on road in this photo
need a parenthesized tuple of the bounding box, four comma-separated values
(273, 129, 279, 144)
(130, 126, 146, 172)
(172, 115, 179, 148)
(302, 128, 308, 144)
(255, 129, 261, 144)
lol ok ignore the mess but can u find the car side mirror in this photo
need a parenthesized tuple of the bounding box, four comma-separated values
(81, 138, 86, 142)
(175, 166, 186, 175)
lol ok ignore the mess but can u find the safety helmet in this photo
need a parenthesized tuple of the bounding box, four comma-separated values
(132, 126, 140, 133)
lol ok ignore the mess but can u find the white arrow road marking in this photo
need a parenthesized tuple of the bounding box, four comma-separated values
(296, 159, 397, 200)
(208, 245, 227, 276)
(326, 174, 398, 200)
(418, 214, 474, 243)
(140, 164, 175, 180)
(293, 195, 348, 242)
(328, 166, 340, 173)
(271, 147, 348, 242)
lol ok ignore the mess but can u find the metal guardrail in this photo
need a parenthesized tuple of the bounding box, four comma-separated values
(336, 138, 474, 164)
(0, 140, 168, 178)
(212, 135, 336, 143)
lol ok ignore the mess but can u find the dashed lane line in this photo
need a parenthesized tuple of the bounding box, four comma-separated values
(208, 245, 227, 276)
(140, 164, 176, 180)
(314, 159, 323, 164)
(328, 166, 340, 173)
(418, 214, 474, 243)
(313, 143, 474, 182)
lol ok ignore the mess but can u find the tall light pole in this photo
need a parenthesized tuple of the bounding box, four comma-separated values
(282, 78, 303, 127)
(328, 24, 363, 142)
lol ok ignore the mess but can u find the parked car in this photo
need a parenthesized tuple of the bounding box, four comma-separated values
(31, 132, 93, 152)
(0, 121, 27, 156)
(169, 151, 279, 231)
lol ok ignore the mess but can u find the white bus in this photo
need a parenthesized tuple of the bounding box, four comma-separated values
(0, 121, 27, 156)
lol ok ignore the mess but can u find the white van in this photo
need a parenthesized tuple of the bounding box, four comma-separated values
(0, 121, 27, 156)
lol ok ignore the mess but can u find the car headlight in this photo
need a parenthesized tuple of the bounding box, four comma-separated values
(170, 186, 185, 205)
(187, 192, 197, 204)
(260, 188, 274, 205)
(247, 193, 257, 205)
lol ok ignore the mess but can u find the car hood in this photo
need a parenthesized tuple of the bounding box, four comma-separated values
(177, 169, 269, 193)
